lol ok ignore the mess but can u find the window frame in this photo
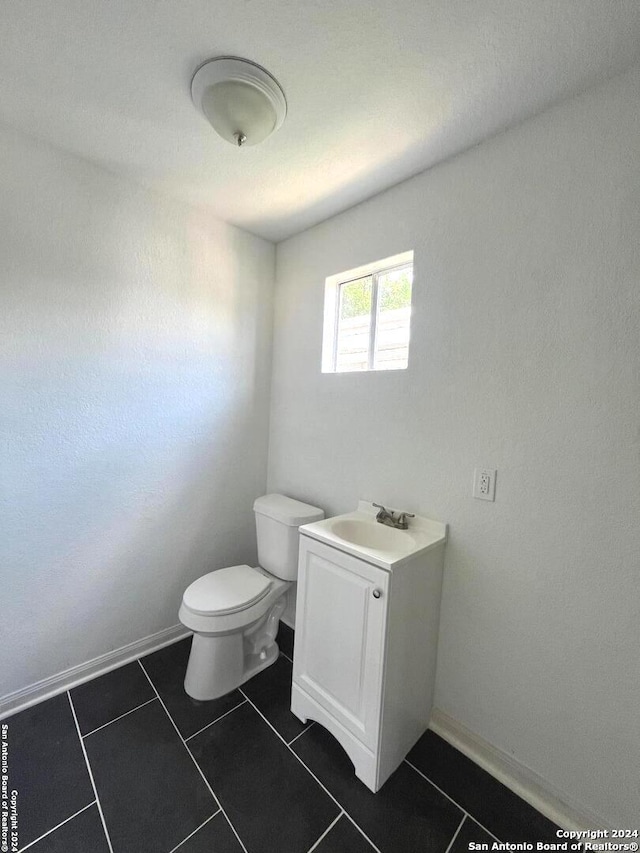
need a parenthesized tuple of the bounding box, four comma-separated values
(321, 250, 414, 374)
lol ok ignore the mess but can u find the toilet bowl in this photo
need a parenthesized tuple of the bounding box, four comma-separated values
(179, 565, 290, 700)
(179, 494, 324, 701)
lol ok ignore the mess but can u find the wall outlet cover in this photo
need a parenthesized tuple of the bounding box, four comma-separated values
(473, 468, 497, 501)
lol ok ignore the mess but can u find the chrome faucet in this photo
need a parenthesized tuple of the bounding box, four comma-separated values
(373, 503, 415, 530)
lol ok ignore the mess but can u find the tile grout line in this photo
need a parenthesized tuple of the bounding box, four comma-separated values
(402, 759, 466, 816)
(305, 811, 344, 853)
(238, 689, 383, 853)
(184, 699, 248, 742)
(137, 660, 250, 853)
(136, 661, 221, 805)
(67, 692, 115, 853)
(341, 811, 385, 851)
(81, 697, 157, 738)
(442, 814, 467, 853)
(16, 800, 96, 853)
(166, 810, 219, 853)
(404, 759, 501, 843)
(211, 807, 248, 853)
(288, 721, 315, 746)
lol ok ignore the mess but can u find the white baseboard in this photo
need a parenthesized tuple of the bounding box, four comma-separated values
(0, 624, 191, 721)
(429, 708, 611, 832)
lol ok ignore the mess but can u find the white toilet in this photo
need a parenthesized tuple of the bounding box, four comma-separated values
(179, 494, 324, 701)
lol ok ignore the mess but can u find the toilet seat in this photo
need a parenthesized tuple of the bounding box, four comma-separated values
(182, 565, 272, 616)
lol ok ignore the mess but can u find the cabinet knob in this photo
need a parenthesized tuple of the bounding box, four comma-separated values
(372, 588, 382, 599)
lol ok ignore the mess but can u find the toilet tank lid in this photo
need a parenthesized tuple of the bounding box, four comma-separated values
(254, 494, 324, 526)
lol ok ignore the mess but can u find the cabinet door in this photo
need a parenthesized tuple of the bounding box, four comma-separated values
(293, 536, 389, 750)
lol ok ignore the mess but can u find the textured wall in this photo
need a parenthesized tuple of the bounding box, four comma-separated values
(268, 67, 640, 826)
(0, 125, 275, 698)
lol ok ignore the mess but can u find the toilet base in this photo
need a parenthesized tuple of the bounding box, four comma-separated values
(183, 595, 287, 701)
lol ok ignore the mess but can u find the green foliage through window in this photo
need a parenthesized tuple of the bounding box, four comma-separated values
(328, 258, 413, 373)
(340, 277, 372, 319)
(378, 269, 412, 312)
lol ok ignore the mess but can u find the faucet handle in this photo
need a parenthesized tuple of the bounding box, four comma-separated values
(373, 503, 391, 517)
(397, 511, 415, 526)
(372, 503, 391, 523)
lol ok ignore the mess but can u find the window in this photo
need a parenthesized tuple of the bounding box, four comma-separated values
(322, 251, 413, 373)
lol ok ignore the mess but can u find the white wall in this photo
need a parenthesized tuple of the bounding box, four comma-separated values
(0, 125, 275, 699)
(268, 66, 640, 826)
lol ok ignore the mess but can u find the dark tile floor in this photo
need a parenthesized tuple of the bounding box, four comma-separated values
(2, 624, 560, 853)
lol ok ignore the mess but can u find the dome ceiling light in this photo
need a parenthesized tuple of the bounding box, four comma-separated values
(191, 57, 287, 148)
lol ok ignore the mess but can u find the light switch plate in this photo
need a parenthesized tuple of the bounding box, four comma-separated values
(473, 468, 497, 501)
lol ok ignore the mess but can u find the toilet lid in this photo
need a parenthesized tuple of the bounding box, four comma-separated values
(182, 565, 273, 616)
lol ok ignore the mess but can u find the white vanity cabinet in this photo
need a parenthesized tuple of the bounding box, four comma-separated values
(291, 503, 447, 793)
(292, 537, 389, 752)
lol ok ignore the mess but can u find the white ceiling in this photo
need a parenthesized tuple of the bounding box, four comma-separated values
(1, 0, 639, 242)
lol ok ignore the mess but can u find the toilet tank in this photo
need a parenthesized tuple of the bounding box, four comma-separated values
(253, 494, 324, 581)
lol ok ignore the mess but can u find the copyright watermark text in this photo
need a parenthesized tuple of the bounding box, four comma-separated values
(1, 724, 18, 853)
(468, 830, 639, 853)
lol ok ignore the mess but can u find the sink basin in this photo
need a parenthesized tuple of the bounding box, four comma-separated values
(329, 519, 416, 554)
(299, 501, 448, 570)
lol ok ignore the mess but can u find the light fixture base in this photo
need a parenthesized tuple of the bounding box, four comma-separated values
(191, 56, 287, 147)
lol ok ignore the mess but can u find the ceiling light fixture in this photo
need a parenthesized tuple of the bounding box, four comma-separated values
(191, 57, 287, 148)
